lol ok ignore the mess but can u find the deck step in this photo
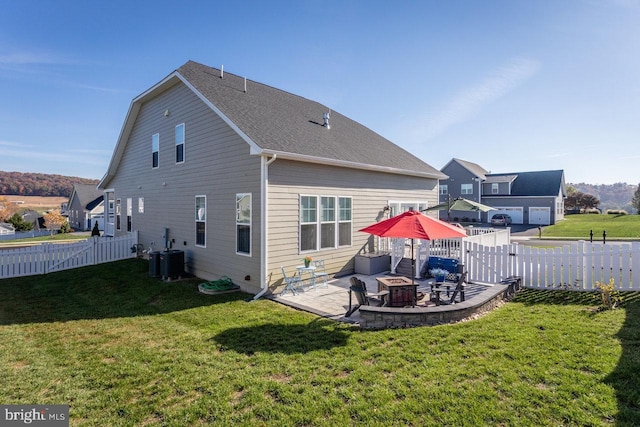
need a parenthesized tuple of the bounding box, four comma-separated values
(395, 258, 415, 277)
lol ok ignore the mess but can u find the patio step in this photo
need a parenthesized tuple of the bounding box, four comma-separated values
(395, 258, 414, 277)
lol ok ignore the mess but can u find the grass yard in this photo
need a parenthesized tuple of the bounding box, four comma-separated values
(0, 232, 90, 245)
(544, 213, 640, 239)
(1, 259, 640, 426)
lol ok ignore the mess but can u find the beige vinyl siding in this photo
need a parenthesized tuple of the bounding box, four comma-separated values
(267, 159, 438, 289)
(107, 82, 262, 292)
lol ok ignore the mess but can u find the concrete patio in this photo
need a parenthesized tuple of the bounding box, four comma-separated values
(268, 272, 512, 328)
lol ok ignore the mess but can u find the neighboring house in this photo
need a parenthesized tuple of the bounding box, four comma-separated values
(439, 158, 566, 225)
(98, 60, 446, 295)
(22, 211, 45, 230)
(67, 184, 104, 231)
(0, 223, 15, 235)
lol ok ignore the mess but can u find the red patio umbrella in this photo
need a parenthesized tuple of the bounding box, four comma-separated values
(359, 210, 467, 283)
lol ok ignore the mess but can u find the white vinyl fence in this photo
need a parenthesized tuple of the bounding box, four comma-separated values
(391, 228, 511, 277)
(0, 232, 138, 279)
(462, 240, 640, 291)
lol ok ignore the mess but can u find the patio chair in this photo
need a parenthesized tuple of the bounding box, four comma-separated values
(447, 271, 468, 304)
(312, 259, 329, 288)
(280, 267, 302, 296)
(345, 277, 389, 317)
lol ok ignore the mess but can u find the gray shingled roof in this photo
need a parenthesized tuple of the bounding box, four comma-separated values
(449, 158, 489, 180)
(177, 61, 444, 178)
(487, 170, 565, 197)
(71, 184, 103, 209)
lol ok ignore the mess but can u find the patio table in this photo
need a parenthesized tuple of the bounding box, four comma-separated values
(296, 265, 316, 290)
(376, 276, 417, 307)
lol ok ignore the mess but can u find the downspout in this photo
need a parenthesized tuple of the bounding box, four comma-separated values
(253, 154, 277, 300)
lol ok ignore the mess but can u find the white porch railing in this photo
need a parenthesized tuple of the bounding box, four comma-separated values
(0, 232, 138, 279)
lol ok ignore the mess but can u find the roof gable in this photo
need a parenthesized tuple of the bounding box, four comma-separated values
(100, 61, 445, 188)
(443, 158, 489, 180)
(69, 184, 103, 209)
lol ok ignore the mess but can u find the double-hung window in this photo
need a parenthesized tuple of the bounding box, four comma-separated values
(492, 183, 499, 194)
(338, 197, 352, 246)
(195, 196, 206, 247)
(126, 198, 132, 232)
(175, 123, 185, 163)
(152, 133, 159, 168)
(439, 184, 448, 195)
(320, 197, 336, 249)
(300, 196, 317, 252)
(300, 195, 352, 252)
(115, 199, 121, 231)
(236, 193, 251, 255)
(461, 183, 473, 195)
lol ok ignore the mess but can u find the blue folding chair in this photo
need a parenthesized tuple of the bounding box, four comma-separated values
(280, 267, 302, 296)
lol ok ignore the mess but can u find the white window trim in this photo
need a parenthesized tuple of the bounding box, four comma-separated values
(491, 183, 499, 194)
(152, 133, 159, 169)
(338, 196, 352, 248)
(175, 123, 185, 164)
(126, 198, 132, 232)
(236, 193, 251, 256)
(115, 198, 121, 231)
(461, 183, 473, 195)
(138, 197, 144, 214)
(439, 184, 448, 195)
(300, 195, 352, 253)
(299, 194, 318, 253)
(195, 195, 206, 248)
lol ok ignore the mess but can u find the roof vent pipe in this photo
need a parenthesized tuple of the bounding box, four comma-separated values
(244, 76, 247, 93)
(323, 111, 330, 129)
(220, 65, 224, 79)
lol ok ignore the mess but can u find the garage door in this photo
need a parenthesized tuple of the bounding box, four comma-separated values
(489, 207, 523, 224)
(529, 207, 550, 225)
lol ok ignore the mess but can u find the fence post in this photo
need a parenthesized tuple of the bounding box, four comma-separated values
(91, 236, 98, 265)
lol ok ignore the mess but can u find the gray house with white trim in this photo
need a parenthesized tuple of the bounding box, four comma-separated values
(98, 61, 446, 295)
(439, 158, 566, 225)
(67, 183, 104, 231)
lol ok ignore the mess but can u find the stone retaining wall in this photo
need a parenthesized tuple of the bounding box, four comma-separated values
(357, 284, 510, 329)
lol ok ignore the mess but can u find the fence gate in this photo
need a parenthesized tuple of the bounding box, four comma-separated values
(0, 232, 138, 279)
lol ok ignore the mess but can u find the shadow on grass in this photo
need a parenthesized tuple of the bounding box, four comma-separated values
(212, 319, 349, 354)
(513, 288, 640, 307)
(604, 299, 640, 425)
(514, 288, 640, 424)
(0, 259, 249, 325)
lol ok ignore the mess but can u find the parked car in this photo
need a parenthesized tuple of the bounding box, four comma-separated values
(491, 214, 512, 226)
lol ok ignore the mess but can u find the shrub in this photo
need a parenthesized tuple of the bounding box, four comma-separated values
(605, 209, 627, 215)
(595, 278, 621, 310)
(585, 208, 601, 214)
(7, 213, 34, 232)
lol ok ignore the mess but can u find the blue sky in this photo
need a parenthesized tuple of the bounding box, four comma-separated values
(1, 0, 639, 185)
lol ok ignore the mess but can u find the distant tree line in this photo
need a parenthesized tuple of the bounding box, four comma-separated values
(569, 182, 637, 213)
(0, 171, 98, 197)
(565, 186, 600, 212)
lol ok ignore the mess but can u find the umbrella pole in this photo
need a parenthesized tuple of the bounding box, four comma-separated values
(411, 238, 417, 306)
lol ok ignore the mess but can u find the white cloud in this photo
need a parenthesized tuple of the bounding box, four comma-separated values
(415, 57, 541, 141)
(0, 52, 57, 65)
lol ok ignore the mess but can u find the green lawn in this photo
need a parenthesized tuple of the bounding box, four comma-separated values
(544, 214, 640, 239)
(1, 259, 640, 426)
(0, 232, 89, 245)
